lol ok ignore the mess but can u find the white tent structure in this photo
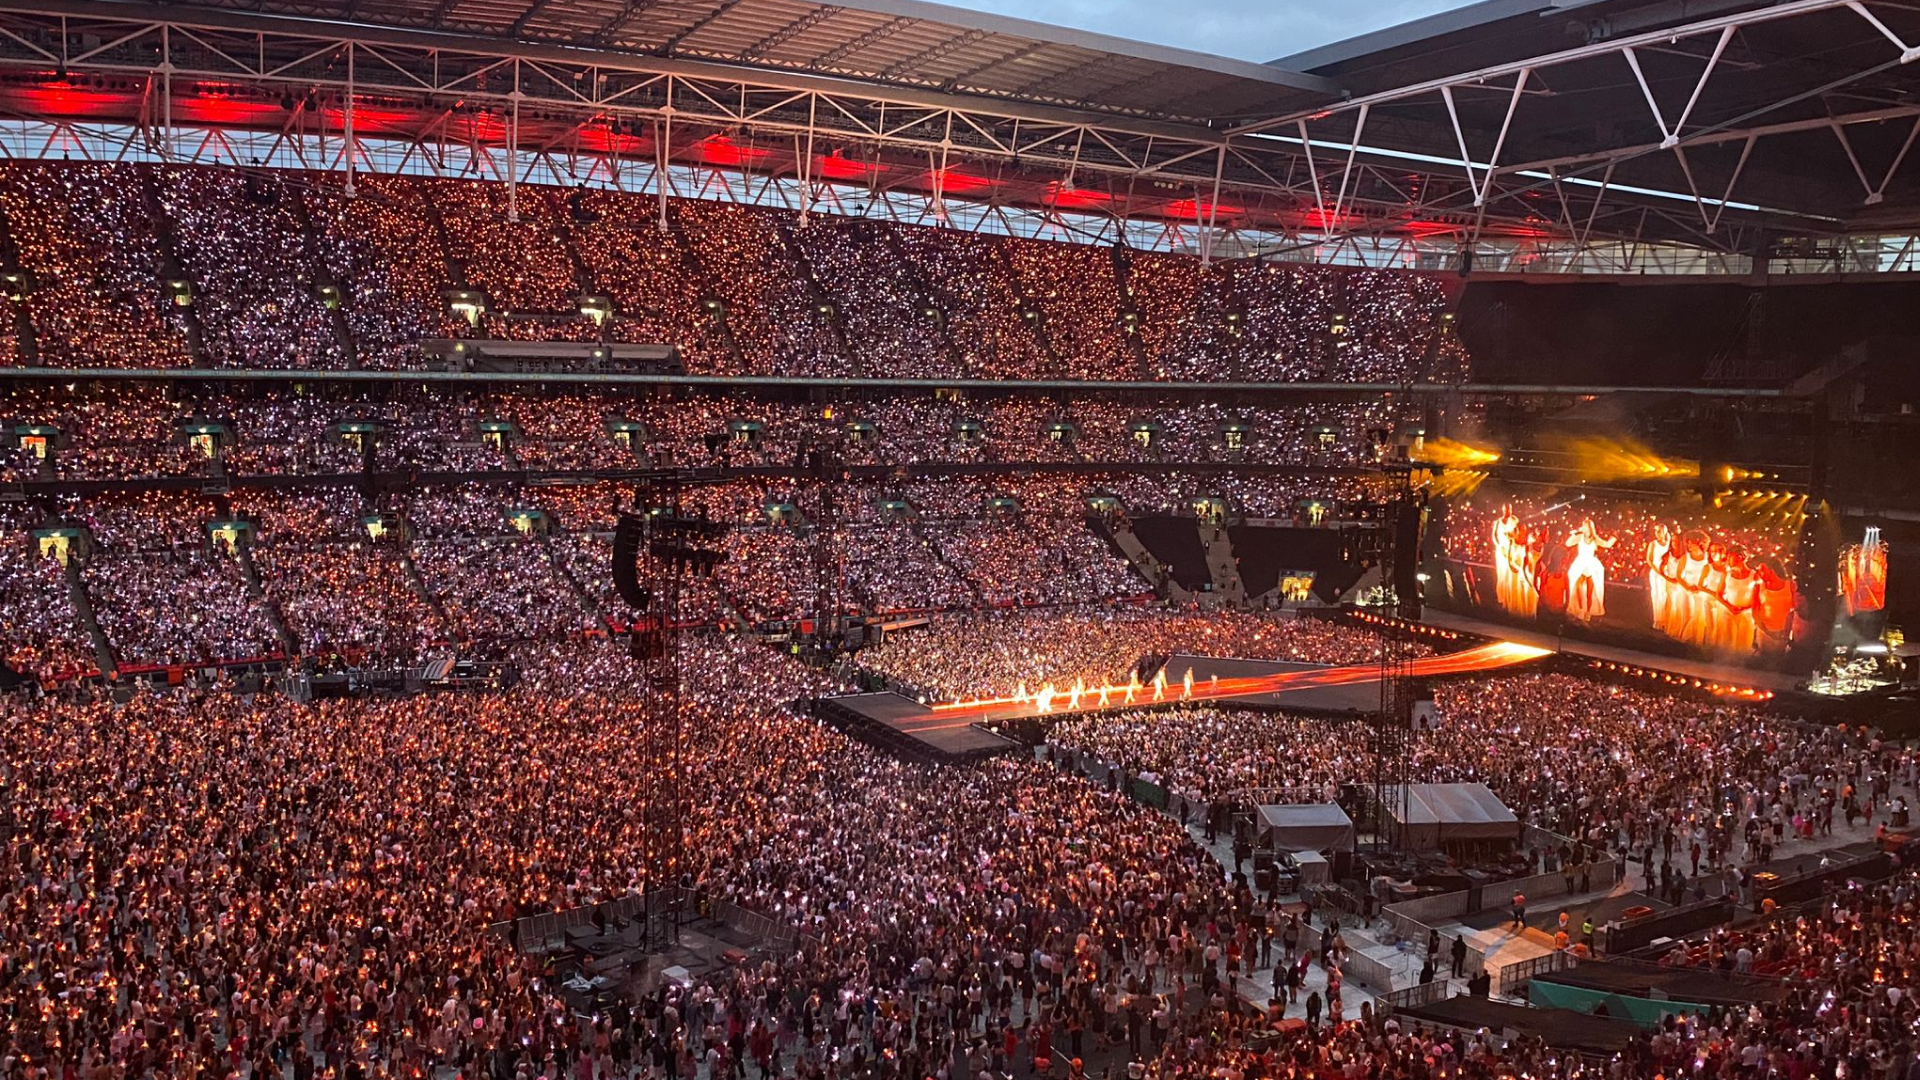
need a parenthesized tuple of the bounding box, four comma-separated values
(1383, 783, 1520, 849)
(1256, 802, 1357, 854)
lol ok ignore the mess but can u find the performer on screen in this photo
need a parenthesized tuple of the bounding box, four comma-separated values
(1646, 523, 1674, 631)
(1563, 517, 1617, 623)
(1673, 532, 1710, 644)
(1841, 530, 1888, 616)
(1722, 549, 1761, 654)
(1516, 526, 1543, 618)
(1701, 542, 1731, 649)
(1491, 504, 1523, 614)
(1754, 559, 1798, 652)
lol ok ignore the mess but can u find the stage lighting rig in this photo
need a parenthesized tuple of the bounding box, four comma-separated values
(610, 476, 734, 898)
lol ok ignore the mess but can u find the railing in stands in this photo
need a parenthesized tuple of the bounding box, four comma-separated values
(1380, 978, 1451, 1014)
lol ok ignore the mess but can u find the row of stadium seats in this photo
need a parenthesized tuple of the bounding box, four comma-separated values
(0, 384, 1418, 480)
(4, 468, 1368, 674)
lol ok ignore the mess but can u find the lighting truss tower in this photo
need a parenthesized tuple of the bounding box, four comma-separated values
(1371, 463, 1417, 852)
(626, 477, 729, 916)
(802, 430, 849, 650)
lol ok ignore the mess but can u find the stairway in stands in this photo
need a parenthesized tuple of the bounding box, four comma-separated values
(397, 546, 455, 633)
(1199, 523, 1248, 604)
(540, 531, 608, 631)
(912, 521, 984, 605)
(237, 543, 300, 656)
(65, 559, 118, 680)
(1092, 515, 1190, 603)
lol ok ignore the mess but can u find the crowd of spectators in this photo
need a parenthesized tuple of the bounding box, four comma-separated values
(841, 524, 975, 612)
(8, 607, 1894, 1080)
(162, 169, 346, 370)
(305, 172, 461, 366)
(253, 542, 446, 661)
(673, 198, 849, 377)
(930, 519, 1142, 606)
(571, 193, 732, 372)
(0, 162, 1461, 382)
(1, 554, 1915, 1080)
(0, 637, 1254, 1080)
(412, 535, 597, 642)
(1631, 867, 1920, 1078)
(892, 228, 1052, 378)
(85, 549, 282, 666)
(0, 510, 93, 682)
(0, 458, 1385, 672)
(1049, 707, 1373, 805)
(0, 163, 194, 368)
(1047, 670, 1878, 880)
(788, 219, 951, 377)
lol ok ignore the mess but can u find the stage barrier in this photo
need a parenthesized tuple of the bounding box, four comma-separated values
(1340, 948, 1398, 993)
(1381, 979, 1453, 1015)
(1495, 950, 1574, 998)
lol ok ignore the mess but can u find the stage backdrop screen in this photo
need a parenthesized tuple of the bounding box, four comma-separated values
(1427, 486, 1810, 665)
(1839, 526, 1888, 618)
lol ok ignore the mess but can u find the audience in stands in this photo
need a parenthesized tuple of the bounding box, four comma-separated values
(0, 162, 1458, 384)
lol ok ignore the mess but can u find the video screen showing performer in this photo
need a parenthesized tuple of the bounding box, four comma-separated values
(1430, 486, 1809, 662)
(1839, 526, 1888, 618)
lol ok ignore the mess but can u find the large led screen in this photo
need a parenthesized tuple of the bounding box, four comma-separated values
(1428, 486, 1811, 664)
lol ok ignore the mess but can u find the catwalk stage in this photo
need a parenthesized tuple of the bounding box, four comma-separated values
(815, 640, 1552, 761)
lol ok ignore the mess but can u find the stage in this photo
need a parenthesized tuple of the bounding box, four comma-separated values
(810, 692, 1024, 763)
(815, 640, 1553, 760)
(1160, 654, 1383, 713)
(1421, 609, 1802, 694)
(916, 640, 1551, 724)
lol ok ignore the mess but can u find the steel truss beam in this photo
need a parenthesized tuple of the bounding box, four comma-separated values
(1231, 0, 1920, 259)
(0, 0, 1858, 266)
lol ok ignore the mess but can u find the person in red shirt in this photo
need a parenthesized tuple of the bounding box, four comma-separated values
(1030, 1021, 1052, 1076)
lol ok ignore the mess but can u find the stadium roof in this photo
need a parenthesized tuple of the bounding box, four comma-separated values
(0, 0, 1912, 268)
(1265, 0, 1920, 239)
(43, 0, 1339, 124)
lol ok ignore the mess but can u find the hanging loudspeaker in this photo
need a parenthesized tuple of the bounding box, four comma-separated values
(613, 513, 646, 609)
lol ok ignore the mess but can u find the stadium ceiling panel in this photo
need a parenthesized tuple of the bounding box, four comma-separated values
(191, 0, 1337, 122)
